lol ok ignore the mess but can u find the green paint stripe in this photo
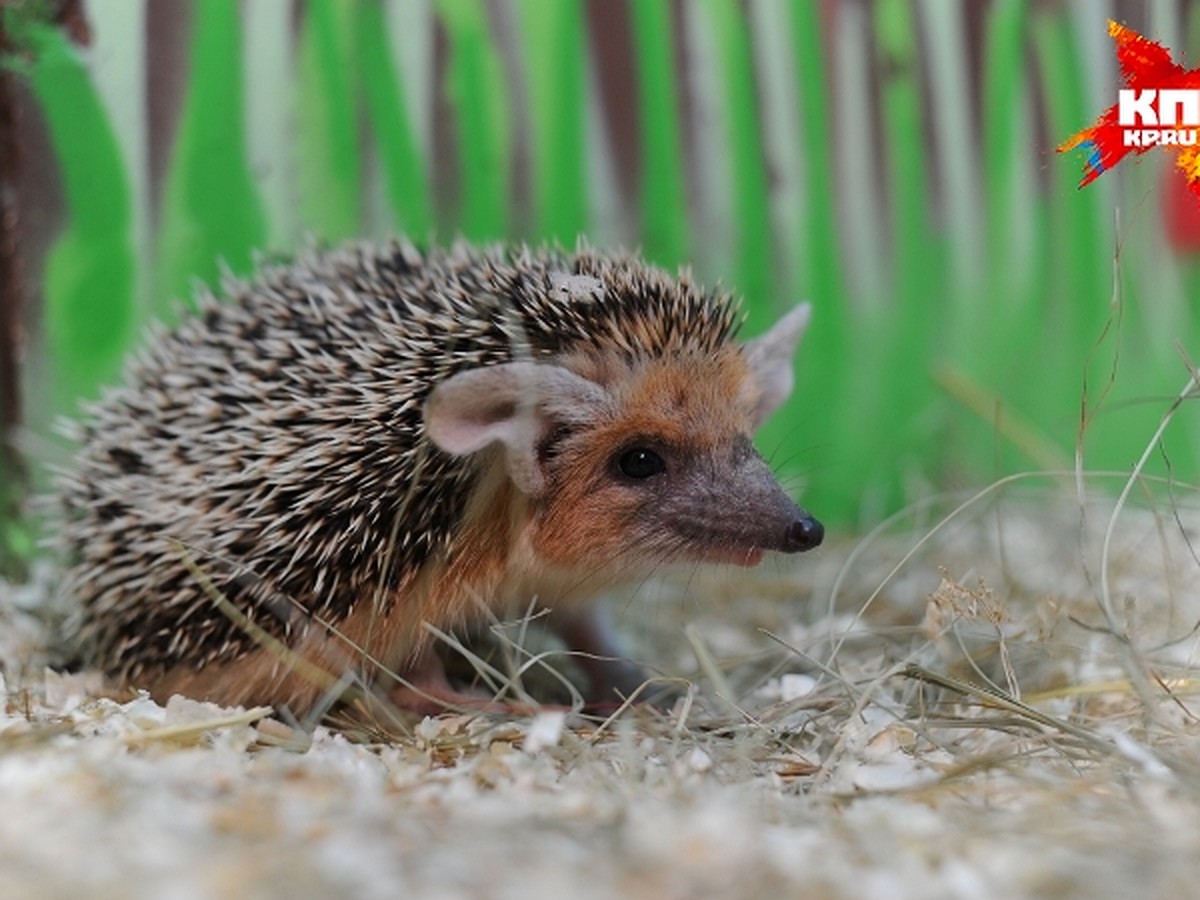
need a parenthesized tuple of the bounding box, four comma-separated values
(155, 0, 266, 314)
(518, 0, 587, 244)
(437, 0, 510, 240)
(359, 1, 433, 238)
(630, 0, 689, 266)
(7, 14, 135, 404)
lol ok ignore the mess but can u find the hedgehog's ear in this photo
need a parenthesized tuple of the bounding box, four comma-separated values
(424, 362, 607, 495)
(742, 303, 811, 427)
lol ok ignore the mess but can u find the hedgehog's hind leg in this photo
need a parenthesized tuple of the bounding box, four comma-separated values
(144, 647, 340, 718)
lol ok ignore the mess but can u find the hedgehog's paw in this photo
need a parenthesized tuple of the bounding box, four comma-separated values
(384, 655, 536, 717)
(580, 662, 687, 715)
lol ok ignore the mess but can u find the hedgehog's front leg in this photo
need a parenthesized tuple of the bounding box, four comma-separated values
(382, 611, 652, 715)
(549, 605, 666, 709)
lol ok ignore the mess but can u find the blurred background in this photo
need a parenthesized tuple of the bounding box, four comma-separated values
(2, 0, 1199, 578)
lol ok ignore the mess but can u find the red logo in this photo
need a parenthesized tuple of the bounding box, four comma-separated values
(1059, 20, 1200, 200)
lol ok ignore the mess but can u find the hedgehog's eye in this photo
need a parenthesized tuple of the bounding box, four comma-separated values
(617, 447, 665, 479)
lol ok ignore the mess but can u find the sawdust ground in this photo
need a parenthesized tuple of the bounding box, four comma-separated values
(4, 483, 1200, 899)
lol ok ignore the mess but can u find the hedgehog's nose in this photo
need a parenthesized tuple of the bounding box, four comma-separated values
(783, 515, 824, 552)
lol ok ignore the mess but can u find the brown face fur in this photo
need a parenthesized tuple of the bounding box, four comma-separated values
(528, 348, 785, 574)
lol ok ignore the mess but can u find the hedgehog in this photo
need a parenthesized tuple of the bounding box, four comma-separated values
(57, 240, 823, 716)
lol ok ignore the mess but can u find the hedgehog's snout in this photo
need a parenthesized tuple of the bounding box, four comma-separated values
(782, 514, 824, 552)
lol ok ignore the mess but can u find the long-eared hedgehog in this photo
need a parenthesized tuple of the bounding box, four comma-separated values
(58, 240, 823, 715)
